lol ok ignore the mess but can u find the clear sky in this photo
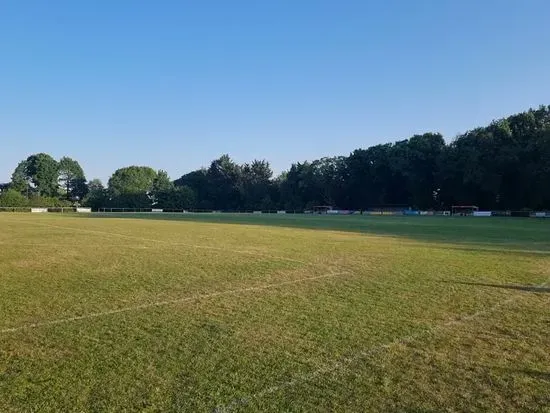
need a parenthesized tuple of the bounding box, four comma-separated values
(1, 0, 549, 184)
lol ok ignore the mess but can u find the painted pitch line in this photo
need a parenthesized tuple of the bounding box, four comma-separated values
(11, 219, 312, 267)
(0, 271, 348, 334)
(215, 276, 550, 412)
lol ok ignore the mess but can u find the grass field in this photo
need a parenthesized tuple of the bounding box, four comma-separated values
(1, 213, 549, 412)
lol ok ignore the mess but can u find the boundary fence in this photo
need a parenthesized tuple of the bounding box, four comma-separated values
(1, 206, 549, 218)
(0, 207, 91, 213)
(93, 208, 550, 218)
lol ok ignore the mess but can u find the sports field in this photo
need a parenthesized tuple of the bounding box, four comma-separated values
(1, 213, 549, 412)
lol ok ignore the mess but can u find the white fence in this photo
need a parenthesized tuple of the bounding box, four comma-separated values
(1, 206, 549, 218)
(0, 207, 80, 213)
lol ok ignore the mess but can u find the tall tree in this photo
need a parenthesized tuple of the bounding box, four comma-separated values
(174, 169, 210, 208)
(241, 160, 273, 210)
(10, 160, 30, 194)
(108, 166, 158, 208)
(206, 155, 242, 210)
(85, 179, 107, 209)
(152, 170, 173, 193)
(278, 161, 316, 210)
(25, 153, 59, 197)
(403, 133, 446, 208)
(155, 186, 197, 209)
(58, 156, 87, 200)
(150, 170, 185, 208)
(108, 166, 157, 196)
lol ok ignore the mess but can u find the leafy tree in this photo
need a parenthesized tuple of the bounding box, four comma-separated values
(58, 157, 87, 200)
(0, 189, 28, 207)
(84, 179, 107, 210)
(25, 153, 59, 197)
(151, 170, 197, 209)
(311, 157, 347, 208)
(241, 160, 273, 210)
(152, 170, 173, 192)
(174, 169, 210, 209)
(108, 166, 157, 208)
(155, 186, 196, 209)
(206, 155, 242, 210)
(4, 105, 550, 211)
(278, 162, 313, 210)
(10, 160, 31, 195)
(108, 166, 157, 196)
(402, 133, 446, 208)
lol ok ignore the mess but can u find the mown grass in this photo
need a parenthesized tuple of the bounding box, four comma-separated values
(91, 212, 550, 252)
(0, 213, 549, 412)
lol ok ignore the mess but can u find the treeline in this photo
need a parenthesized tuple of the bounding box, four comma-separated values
(2, 106, 550, 210)
(0, 154, 86, 207)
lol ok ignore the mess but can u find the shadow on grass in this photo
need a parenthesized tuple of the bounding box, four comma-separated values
(84, 213, 550, 252)
(490, 366, 550, 382)
(443, 281, 550, 293)
(516, 369, 550, 382)
(517, 369, 550, 382)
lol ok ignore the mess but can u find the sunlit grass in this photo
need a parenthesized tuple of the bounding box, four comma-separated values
(0, 213, 549, 412)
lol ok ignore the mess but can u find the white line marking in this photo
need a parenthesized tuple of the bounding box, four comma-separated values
(215, 276, 550, 412)
(0, 271, 348, 334)
(10, 219, 312, 266)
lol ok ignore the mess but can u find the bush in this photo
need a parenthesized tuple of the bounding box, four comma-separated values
(29, 196, 72, 207)
(0, 189, 27, 207)
(0, 190, 73, 207)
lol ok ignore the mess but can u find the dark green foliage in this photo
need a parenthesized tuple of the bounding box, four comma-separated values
(3, 106, 550, 210)
(168, 106, 550, 211)
(0, 189, 72, 207)
(437, 107, 550, 209)
(58, 157, 88, 200)
(241, 160, 274, 210)
(108, 166, 158, 197)
(8, 154, 90, 206)
(152, 170, 173, 194)
(174, 169, 210, 209)
(206, 155, 243, 210)
(107, 166, 158, 208)
(10, 161, 30, 194)
(25, 153, 59, 197)
(155, 186, 197, 209)
(83, 179, 107, 209)
(0, 189, 28, 206)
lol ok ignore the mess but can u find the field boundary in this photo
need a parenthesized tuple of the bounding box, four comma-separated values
(0, 271, 348, 334)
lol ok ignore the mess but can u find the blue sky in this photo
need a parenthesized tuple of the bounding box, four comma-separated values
(1, 0, 549, 183)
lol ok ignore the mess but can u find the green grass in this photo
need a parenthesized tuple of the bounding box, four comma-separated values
(91, 212, 550, 251)
(0, 213, 549, 412)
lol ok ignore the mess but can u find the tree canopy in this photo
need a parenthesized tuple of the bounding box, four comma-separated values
(3, 106, 550, 210)
(25, 153, 59, 197)
(58, 157, 87, 200)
